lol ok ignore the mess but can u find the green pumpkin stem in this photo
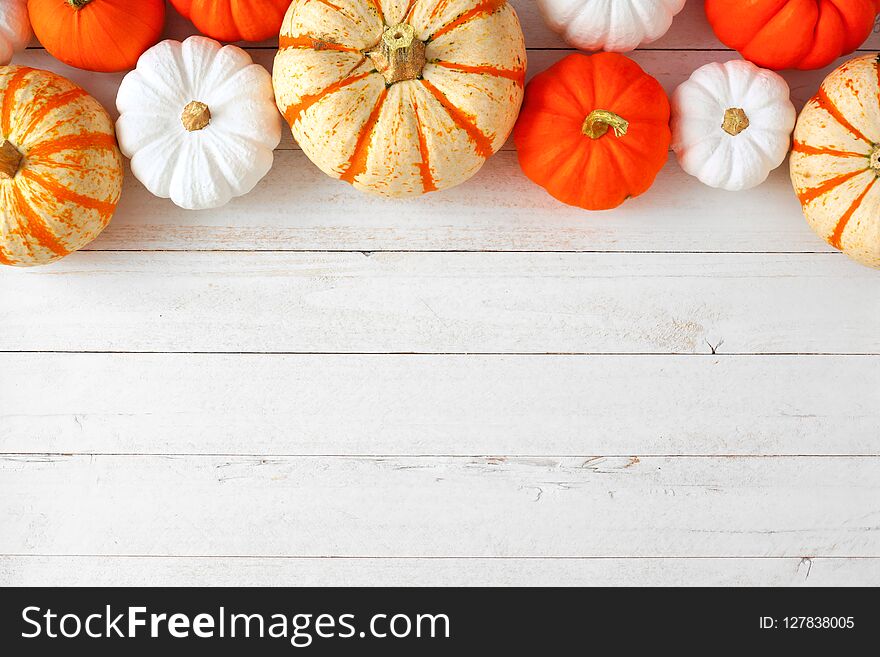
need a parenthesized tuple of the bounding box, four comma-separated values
(367, 24, 426, 85)
(582, 110, 629, 140)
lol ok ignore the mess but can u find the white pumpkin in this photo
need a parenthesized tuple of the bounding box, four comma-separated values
(671, 60, 796, 191)
(0, 0, 31, 65)
(536, 0, 686, 52)
(116, 36, 282, 210)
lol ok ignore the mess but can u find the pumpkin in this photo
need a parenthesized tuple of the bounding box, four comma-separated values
(0, 66, 123, 267)
(536, 0, 686, 52)
(116, 36, 282, 210)
(704, 0, 879, 71)
(513, 52, 670, 210)
(273, 0, 526, 198)
(0, 0, 31, 65)
(790, 54, 880, 268)
(170, 0, 291, 42)
(27, 0, 166, 73)
(671, 60, 796, 191)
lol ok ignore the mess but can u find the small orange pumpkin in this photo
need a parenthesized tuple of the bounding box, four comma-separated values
(170, 0, 291, 42)
(705, 0, 879, 71)
(0, 66, 123, 267)
(514, 52, 670, 210)
(28, 0, 166, 73)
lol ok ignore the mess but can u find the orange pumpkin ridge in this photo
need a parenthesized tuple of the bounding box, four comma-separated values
(829, 176, 877, 249)
(421, 78, 494, 158)
(283, 70, 371, 125)
(430, 0, 506, 41)
(339, 87, 389, 184)
(10, 185, 69, 256)
(1, 66, 31, 136)
(432, 60, 526, 86)
(816, 87, 870, 143)
(20, 88, 89, 137)
(411, 100, 438, 193)
(20, 169, 117, 217)
(367, 0, 384, 22)
(279, 35, 361, 54)
(796, 168, 865, 205)
(791, 141, 864, 158)
(25, 132, 118, 160)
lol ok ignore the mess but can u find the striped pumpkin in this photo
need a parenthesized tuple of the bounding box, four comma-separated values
(790, 55, 880, 269)
(273, 0, 526, 197)
(0, 66, 123, 267)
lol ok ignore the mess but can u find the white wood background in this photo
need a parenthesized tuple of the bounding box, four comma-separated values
(1, 1, 879, 587)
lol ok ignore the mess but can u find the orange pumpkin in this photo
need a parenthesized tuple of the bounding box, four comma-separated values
(170, 0, 291, 42)
(0, 66, 123, 267)
(790, 54, 880, 268)
(705, 0, 878, 71)
(28, 0, 166, 72)
(513, 52, 670, 211)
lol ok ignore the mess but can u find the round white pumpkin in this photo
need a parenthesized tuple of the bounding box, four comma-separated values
(0, 0, 31, 65)
(116, 36, 282, 210)
(671, 59, 796, 191)
(536, 0, 686, 52)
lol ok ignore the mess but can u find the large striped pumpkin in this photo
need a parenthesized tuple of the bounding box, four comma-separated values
(0, 66, 123, 267)
(790, 55, 880, 269)
(273, 0, 526, 197)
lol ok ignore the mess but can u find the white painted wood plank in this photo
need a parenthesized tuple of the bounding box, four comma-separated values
(2, 353, 877, 456)
(2, 252, 875, 354)
(161, 0, 880, 51)
(3, 455, 878, 557)
(2, 555, 873, 586)
(95, 151, 833, 253)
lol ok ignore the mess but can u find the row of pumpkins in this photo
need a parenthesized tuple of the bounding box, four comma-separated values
(0, 0, 878, 269)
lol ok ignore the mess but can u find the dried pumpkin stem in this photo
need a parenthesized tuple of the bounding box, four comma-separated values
(870, 145, 880, 174)
(67, 0, 93, 8)
(582, 110, 628, 140)
(722, 107, 749, 136)
(0, 140, 22, 179)
(367, 23, 426, 85)
(181, 101, 211, 132)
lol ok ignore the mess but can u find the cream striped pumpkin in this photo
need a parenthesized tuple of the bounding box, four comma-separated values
(273, 0, 526, 198)
(790, 54, 880, 269)
(0, 66, 123, 267)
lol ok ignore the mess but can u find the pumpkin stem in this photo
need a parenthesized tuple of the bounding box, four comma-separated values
(722, 108, 749, 136)
(181, 101, 211, 132)
(870, 145, 880, 174)
(582, 110, 628, 140)
(67, 0, 93, 8)
(367, 23, 426, 85)
(0, 140, 22, 179)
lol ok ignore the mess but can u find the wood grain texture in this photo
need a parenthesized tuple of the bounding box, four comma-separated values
(2, 252, 875, 354)
(3, 454, 879, 557)
(2, 556, 874, 586)
(2, 353, 877, 456)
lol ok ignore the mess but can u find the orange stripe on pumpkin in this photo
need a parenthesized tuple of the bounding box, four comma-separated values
(22, 88, 88, 136)
(829, 176, 876, 249)
(411, 100, 437, 193)
(421, 78, 493, 158)
(430, 0, 454, 19)
(791, 141, 864, 158)
(279, 34, 361, 53)
(368, 0, 384, 22)
(432, 60, 525, 86)
(796, 168, 864, 205)
(283, 70, 371, 124)
(0, 248, 10, 265)
(26, 132, 118, 160)
(1, 67, 34, 137)
(339, 87, 388, 184)
(430, 0, 506, 41)
(11, 185, 69, 256)
(816, 87, 870, 144)
(21, 169, 117, 217)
